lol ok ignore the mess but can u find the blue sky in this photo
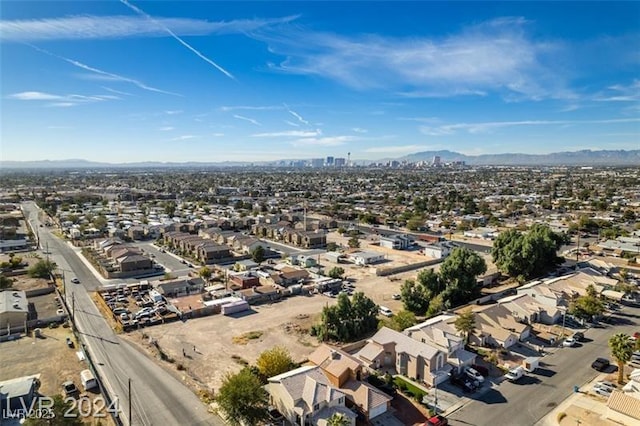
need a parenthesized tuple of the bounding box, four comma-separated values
(1, 1, 639, 163)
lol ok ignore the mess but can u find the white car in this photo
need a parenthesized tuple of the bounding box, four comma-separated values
(594, 381, 615, 392)
(465, 367, 485, 383)
(71, 278, 80, 284)
(592, 385, 613, 397)
(563, 337, 577, 347)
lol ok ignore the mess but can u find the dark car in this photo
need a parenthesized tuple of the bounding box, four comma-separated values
(592, 358, 610, 371)
(450, 373, 478, 393)
(62, 381, 79, 397)
(66, 337, 74, 348)
(572, 332, 585, 342)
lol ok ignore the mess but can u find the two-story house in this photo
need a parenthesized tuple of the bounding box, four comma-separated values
(405, 315, 476, 374)
(308, 345, 392, 421)
(265, 366, 356, 426)
(355, 327, 450, 386)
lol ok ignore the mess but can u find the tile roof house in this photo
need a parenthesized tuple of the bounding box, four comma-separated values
(265, 365, 356, 426)
(355, 327, 450, 386)
(308, 345, 392, 421)
(606, 390, 640, 424)
(472, 304, 531, 349)
(405, 314, 477, 374)
(498, 293, 562, 325)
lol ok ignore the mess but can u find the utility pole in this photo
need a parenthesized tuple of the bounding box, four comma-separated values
(128, 378, 132, 425)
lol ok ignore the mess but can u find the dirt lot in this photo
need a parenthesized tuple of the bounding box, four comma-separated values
(124, 294, 338, 392)
(0, 325, 82, 396)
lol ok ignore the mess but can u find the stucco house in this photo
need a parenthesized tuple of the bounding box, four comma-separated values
(265, 366, 356, 426)
(355, 327, 450, 386)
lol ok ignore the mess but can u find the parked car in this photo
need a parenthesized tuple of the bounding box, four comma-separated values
(592, 385, 613, 397)
(66, 337, 74, 348)
(70, 278, 80, 284)
(471, 364, 489, 377)
(465, 367, 485, 383)
(594, 381, 616, 392)
(572, 332, 584, 342)
(62, 381, 79, 397)
(591, 358, 610, 372)
(426, 414, 449, 426)
(563, 337, 577, 347)
(392, 294, 401, 300)
(505, 366, 525, 382)
(450, 373, 478, 393)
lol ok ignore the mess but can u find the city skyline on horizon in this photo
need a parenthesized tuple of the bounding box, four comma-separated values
(1, 1, 639, 163)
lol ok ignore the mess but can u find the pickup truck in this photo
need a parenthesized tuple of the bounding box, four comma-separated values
(505, 366, 525, 382)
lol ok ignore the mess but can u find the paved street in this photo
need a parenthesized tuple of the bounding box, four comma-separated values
(447, 306, 640, 426)
(23, 202, 222, 426)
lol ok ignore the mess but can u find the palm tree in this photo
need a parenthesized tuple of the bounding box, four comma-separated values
(327, 412, 351, 426)
(454, 308, 476, 345)
(609, 333, 634, 384)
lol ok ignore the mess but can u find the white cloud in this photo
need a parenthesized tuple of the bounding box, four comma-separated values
(8, 90, 116, 106)
(219, 105, 282, 112)
(595, 80, 640, 102)
(255, 17, 572, 100)
(171, 135, 197, 141)
(0, 14, 298, 41)
(252, 130, 322, 138)
(211, 133, 225, 137)
(352, 127, 368, 133)
(292, 136, 355, 146)
(102, 86, 134, 96)
(420, 117, 640, 136)
(284, 104, 309, 125)
(233, 114, 261, 126)
(165, 110, 182, 115)
(158, 126, 175, 131)
(284, 120, 300, 127)
(365, 145, 431, 153)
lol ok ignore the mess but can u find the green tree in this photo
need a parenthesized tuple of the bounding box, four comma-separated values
(348, 235, 360, 249)
(492, 225, 564, 281)
(439, 247, 487, 307)
(164, 201, 177, 217)
(256, 346, 295, 382)
(426, 293, 446, 317)
(23, 394, 83, 425)
(251, 245, 265, 264)
(9, 255, 23, 268)
(28, 259, 57, 279)
(454, 308, 476, 345)
(385, 310, 417, 331)
(609, 333, 634, 384)
(327, 266, 345, 279)
(313, 292, 378, 342)
(215, 368, 269, 426)
(327, 412, 351, 426)
(0, 273, 14, 290)
(569, 285, 605, 320)
(199, 266, 212, 281)
(326, 242, 339, 252)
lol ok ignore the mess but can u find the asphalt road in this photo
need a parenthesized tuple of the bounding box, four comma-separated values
(448, 305, 640, 426)
(23, 202, 221, 426)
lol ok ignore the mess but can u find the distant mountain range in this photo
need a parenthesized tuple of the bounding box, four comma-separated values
(1, 149, 639, 169)
(399, 149, 640, 166)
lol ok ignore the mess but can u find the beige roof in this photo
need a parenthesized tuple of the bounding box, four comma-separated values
(308, 344, 364, 379)
(607, 390, 640, 420)
(341, 379, 392, 413)
(268, 365, 345, 411)
(368, 327, 440, 359)
(356, 342, 385, 363)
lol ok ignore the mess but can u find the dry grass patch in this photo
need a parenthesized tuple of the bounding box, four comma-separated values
(232, 330, 264, 345)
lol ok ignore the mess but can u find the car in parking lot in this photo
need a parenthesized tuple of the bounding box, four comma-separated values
(591, 358, 610, 371)
(70, 278, 80, 284)
(594, 381, 616, 392)
(66, 337, 74, 348)
(563, 337, 577, 347)
(572, 332, 584, 342)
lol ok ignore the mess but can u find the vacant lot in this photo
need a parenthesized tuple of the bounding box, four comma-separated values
(0, 325, 81, 396)
(125, 294, 334, 392)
